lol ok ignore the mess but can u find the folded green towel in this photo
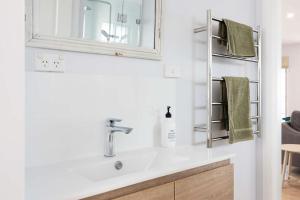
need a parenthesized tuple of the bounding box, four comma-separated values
(218, 19, 256, 57)
(222, 77, 253, 144)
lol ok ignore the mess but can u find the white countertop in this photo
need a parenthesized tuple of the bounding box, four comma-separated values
(26, 145, 234, 200)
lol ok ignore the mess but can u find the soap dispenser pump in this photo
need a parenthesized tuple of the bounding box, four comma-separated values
(161, 106, 176, 147)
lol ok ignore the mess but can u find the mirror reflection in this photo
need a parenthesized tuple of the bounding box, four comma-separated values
(33, 0, 156, 48)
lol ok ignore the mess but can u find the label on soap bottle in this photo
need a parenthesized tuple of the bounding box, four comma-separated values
(168, 130, 176, 141)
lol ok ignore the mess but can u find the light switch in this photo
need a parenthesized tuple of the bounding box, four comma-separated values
(164, 65, 181, 78)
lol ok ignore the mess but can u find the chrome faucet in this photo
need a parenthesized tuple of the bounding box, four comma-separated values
(104, 118, 133, 157)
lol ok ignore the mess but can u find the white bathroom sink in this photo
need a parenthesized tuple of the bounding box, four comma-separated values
(69, 147, 196, 182)
(70, 150, 158, 182)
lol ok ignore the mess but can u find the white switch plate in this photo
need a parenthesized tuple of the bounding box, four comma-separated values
(164, 65, 181, 78)
(35, 53, 65, 73)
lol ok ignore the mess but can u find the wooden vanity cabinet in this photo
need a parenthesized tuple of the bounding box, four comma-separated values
(175, 164, 233, 200)
(82, 160, 233, 200)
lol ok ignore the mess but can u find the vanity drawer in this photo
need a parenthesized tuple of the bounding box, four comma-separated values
(112, 182, 174, 200)
(85, 182, 174, 200)
(175, 164, 234, 200)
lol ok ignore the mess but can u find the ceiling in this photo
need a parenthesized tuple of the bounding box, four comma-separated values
(283, 0, 300, 44)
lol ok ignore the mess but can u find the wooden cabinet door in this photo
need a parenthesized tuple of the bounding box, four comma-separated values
(175, 165, 234, 200)
(112, 182, 174, 200)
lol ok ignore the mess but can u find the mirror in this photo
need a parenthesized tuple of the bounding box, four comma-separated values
(26, 0, 162, 59)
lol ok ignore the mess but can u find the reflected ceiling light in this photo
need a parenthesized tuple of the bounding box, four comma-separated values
(286, 12, 295, 19)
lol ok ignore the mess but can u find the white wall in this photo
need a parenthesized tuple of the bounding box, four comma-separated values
(0, 1, 25, 200)
(26, 0, 258, 199)
(256, 0, 282, 199)
(283, 44, 300, 115)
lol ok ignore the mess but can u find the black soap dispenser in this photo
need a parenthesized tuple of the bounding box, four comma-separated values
(161, 106, 176, 147)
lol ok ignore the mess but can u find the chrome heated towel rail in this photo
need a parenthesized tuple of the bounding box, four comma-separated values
(193, 10, 262, 148)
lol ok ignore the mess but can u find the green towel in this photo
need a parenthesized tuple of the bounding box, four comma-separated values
(222, 77, 253, 144)
(218, 19, 256, 57)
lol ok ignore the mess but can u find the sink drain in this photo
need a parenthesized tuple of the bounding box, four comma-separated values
(114, 161, 123, 170)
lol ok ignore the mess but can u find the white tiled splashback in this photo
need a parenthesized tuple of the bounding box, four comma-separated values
(26, 72, 176, 167)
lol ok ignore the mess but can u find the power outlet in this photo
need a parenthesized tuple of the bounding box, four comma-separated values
(52, 57, 65, 71)
(35, 54, 65, 73)
(35, 56, 50, 69)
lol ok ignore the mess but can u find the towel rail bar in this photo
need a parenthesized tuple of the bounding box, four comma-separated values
(194, 101, 259, 108)
(211, 116, 260, 124)
(212, 77, 259, 83)
(212, 101, 259, 105)
(212, 53, 258, 63)
(212, 131, 260, 141)
(212, 136, 229, 141)
(194, 124, 261, 133)
(212, 120, 223, 123)
(194, 127, 260, 135)
(212, 102, 223, 105)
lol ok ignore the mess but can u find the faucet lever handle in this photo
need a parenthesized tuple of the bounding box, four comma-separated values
(106, 118, 122, 126)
